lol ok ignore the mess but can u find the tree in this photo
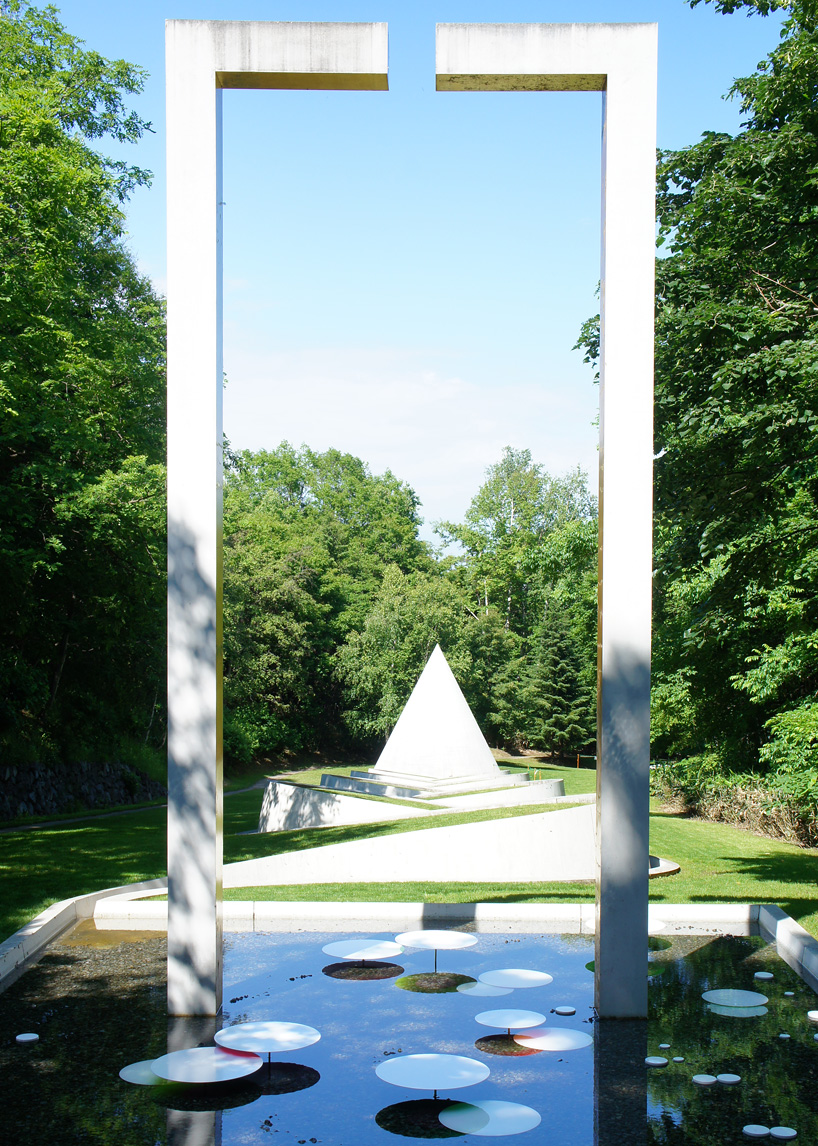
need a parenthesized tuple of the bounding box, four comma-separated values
(578, 0, 818, 775)
(336, 565, 471, 743)
(222, 445, 431, 760)
(436, 447, 595, 638)
(0, 2, 166, 766)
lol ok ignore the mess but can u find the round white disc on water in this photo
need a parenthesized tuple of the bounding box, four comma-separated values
(475, 1009, 545, 1031)
(151, 1047, 262, 1084)
(375, 1053, 489, 1091)
(692, 1074, 717, 1086)
(322, 939, 402, 961)
(514, 1027, 592, 1052)
(438, 1099, 541, 1137)
(479, 968, 553, 989)
(702, 989, 768, 1007)
(394, 930, 477, 951)
(119, 1060, 163, 1085)
(743, 1126, 770, 1139)
(15, 1033, 39, 1045)
(456, 981, 512, 998)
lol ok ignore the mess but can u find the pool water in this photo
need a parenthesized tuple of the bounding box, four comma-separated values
(1, 924, 816, 1144)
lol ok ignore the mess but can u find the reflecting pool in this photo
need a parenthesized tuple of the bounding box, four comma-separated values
(1, 923, 816, 1144)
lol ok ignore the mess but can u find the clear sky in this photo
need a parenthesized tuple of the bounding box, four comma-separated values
(52, 0, 783, 536)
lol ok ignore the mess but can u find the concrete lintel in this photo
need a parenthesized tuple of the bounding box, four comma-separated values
(167, 20, 388, 89)
(436, 22, 656, 89)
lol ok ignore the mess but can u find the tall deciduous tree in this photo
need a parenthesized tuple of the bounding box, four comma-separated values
(579, 0, 818, 777)
(223, 444, 431, 761)
(436, 447, 595, 639)
(0, 2, 166, 766)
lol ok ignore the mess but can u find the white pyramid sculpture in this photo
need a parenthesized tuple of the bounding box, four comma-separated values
(367, 644, 507, 791)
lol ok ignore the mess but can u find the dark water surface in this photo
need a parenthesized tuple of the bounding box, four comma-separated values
(1, 923, 816, 1144)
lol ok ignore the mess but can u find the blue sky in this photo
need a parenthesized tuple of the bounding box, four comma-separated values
(54, 0, 784, 535)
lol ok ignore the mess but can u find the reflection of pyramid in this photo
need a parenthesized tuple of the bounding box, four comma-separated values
(346, 646, 526, 797)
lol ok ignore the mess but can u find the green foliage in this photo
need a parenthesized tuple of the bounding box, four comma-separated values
(222, 445, 431, 761)
(436, 447, 595, 639)
(580, 2, 818, 775)
(0, 2, 166, 767)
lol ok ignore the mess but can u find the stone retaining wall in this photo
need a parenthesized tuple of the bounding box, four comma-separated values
(0, 759, 166, 820)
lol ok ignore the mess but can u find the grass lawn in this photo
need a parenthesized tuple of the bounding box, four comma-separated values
(1, 780, 816, 945)
(277, 759, 597, 802)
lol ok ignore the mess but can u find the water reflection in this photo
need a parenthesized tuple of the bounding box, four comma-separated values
(1, 927, 817, 1145)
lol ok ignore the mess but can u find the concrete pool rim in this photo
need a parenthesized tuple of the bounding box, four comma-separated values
(2, 885, 817, 996)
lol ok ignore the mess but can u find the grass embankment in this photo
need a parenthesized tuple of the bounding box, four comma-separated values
(1, 762, 816, 944)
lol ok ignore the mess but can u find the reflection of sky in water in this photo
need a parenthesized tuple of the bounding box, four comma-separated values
(219, 931, 596, 1144)
(5, 926, 818, 1144)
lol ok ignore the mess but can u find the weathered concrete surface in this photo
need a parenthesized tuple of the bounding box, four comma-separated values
(258, 780, 426, 832)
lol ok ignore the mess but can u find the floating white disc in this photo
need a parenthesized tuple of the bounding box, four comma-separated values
(784, 991, 794, 997)
(215, 1021, 320, 1055)
(479, 968, 553, 989)
(15, 1033, 38, 1045)
(645, 1057, 668, 1068)
(322, 939, 402, 961)
(119, 1060, 163, 1085)
(394, 930, 477, 951)
(717, 1074, 741, 1085)
(754, 972, 774, 981)
(778, 1033, 791, 1040)
(770, 1128, 797, 1141)
(673, 1057, 685, 1063)
(702, 989, 768, 1007)
(554, 1006, 575, 1017)
(151, 1047, 262, 1084)
(513, 1027, 592, 1052)
(375, 1053, 490, 1091)
(743, 1126, 770, 1139)
(438, 1099, 541, 1137)
(475, 1009, 545, 1031)
(807, 1010, 818, 1023)
(707, 1003, 768, 1018)
(692, 1074, 717, 1086)
(658, 1043, 670, 1049)
(456, 982, 512, 998)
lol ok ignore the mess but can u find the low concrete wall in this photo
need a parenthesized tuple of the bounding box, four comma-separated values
(0, 877, 166, 989)
(227, 804, 597, 887)
(436, 779, 571, 810)
(258, 780, 426, 832)
(759, 904, 818, 992)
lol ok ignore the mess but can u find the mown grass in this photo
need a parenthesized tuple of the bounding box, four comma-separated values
(278, 759, 597, 802)
(2, 781, 816, 946)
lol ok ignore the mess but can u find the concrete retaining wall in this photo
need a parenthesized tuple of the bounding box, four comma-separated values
(227, 804, 597, 888)
(258, 780, 426, 832)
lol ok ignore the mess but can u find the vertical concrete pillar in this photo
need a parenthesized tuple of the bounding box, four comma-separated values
(594, 30, 657, 1020)
(166, 21, 224, 1019)
(165, 21, 388, 1017)
(436, 22, 657, 1018)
